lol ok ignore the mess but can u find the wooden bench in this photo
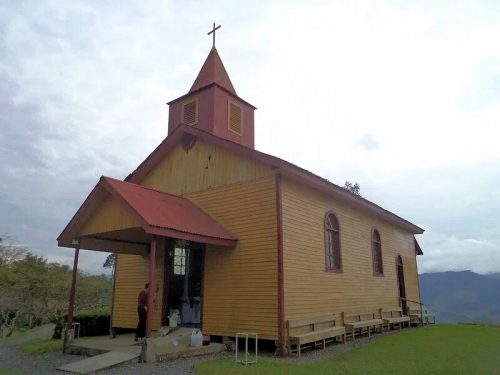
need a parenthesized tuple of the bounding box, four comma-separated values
(380, 308, 410, 331)
(342, 311, 383, 340)
(287, 314, 346, 357)
(409, 306, 436, 325)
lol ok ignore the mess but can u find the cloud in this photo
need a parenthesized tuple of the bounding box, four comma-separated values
(359, 134, 379, 150)
(44, 249, 110, 276)
(0, 0, 499, 275)
(417, 227, 500, 275)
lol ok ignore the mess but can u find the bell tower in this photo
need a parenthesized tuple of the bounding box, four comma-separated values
(167, 25, 256, 148)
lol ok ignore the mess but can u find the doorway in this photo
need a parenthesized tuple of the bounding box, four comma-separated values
(396, 255, 407, 314)
(163, 240, 203, 328)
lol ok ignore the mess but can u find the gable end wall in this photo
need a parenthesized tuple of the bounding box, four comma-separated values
(140, 140, 273, 195)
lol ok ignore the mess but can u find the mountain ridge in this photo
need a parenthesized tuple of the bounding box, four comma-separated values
(419, 270, 500, 324)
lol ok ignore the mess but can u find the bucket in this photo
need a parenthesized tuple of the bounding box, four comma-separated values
(190, 329, 203, 347)
(169, 310, 179, 328)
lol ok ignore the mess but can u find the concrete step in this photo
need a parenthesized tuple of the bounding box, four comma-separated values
(57, 351, 139, 374)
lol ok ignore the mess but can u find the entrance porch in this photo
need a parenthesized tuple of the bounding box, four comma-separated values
(57, 176, 237, 358)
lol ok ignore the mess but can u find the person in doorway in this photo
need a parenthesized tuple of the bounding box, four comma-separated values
(135, 283, 149, 341)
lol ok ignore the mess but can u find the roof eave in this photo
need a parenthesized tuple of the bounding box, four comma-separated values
(166, 83, 257, 109)
(146, 226, 237, 248)
(280, 168, 424, 235)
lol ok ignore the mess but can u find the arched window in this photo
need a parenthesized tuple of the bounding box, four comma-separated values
(325, 212, 342, 271)
(372, 229, 383, 275)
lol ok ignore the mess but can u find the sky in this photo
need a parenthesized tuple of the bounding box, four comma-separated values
(1, 0, 499, 275)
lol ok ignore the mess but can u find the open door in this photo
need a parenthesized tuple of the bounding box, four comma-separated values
(396, 255, 407, 315)
(162, 240, 203, 328)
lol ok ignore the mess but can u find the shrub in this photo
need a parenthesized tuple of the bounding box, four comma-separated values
(60, 307, 111, 338)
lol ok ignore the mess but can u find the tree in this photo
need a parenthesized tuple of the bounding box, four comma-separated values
(343, 181, 361, 196)
(103, 253, 116, 270)
(0, 237, 113, 338)
(0, 235, 26, 265)
(0, 236, 26, 337)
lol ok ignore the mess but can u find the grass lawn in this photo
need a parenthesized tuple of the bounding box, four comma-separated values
(195, 325, 500, 375)
(19, 336, 62, 356)
(0, 367, 22, 375)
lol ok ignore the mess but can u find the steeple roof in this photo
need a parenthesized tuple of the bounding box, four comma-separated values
(189, 47, 237, 95)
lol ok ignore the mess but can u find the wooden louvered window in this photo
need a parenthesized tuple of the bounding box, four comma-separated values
(372, 229, 384, 276)
(325, 212, 342, 272)
(228, 101, 243, 135)
(182, 98, 198, 126)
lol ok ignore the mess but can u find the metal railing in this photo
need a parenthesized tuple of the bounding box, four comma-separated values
(399, 297, 428, 326)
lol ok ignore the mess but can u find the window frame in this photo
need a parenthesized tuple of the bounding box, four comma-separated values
(324, 211, 342, 273)
(173, 247, 186, 275)
(371, 228, 384, 276)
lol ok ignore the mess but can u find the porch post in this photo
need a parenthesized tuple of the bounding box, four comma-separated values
(63, 241, 80, 353)
(67, 242, 80, 331)
(146, 236, 157, 338)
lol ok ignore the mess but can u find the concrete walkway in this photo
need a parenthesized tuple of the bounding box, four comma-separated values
(58, 329, 225, 373)
(58, 351, 139, 374)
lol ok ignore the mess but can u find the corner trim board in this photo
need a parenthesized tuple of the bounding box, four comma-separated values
(275, 173, 285, 347)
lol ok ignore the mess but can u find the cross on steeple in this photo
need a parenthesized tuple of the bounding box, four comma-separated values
(207, 22, 221, 47)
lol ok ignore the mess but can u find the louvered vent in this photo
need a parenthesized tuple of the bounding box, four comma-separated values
(182, 99, 198, 126)
(228, 102, 242, 135)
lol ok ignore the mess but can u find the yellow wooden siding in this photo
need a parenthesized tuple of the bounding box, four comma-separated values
(112, 244, 165, 330)
(281, 177, 420, 324)
(79, 195, 139, 236)
(187, 176, 278, 340)
(140, 140, 273, 195)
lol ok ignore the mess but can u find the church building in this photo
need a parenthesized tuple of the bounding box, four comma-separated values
(58, 30, 424, 352)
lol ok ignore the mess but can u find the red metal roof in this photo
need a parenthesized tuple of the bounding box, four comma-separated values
(101, 177, 237, 247)
(189, 47, 237, 95)
(58, 176, 237, 248)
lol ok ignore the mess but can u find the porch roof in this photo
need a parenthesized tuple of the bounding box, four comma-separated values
(58, 176, 237, 249)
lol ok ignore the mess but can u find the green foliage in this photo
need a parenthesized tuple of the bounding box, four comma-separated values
(343, 181, 361, 196)
(0, 234, 112, 338)
(103, 253, 116, 269)
(19, 336, 62, 356)
(195, 325, 500, 375)
(74, 306, 111, 317)
(71, 308, 111, 337)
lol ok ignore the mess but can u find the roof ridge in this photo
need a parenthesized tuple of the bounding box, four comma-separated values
(102, 175, 188, 200)
(180, 126, 421, 231)
(125, 125, 423, 234)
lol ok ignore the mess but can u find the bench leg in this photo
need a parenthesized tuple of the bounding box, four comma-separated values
(298, 343, 301, 358)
